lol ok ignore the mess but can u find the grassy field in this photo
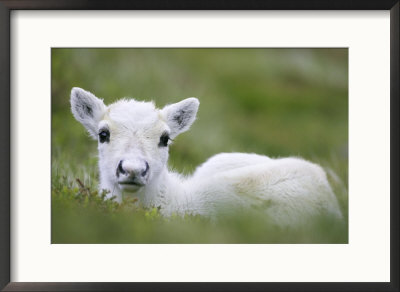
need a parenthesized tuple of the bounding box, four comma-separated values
(51, 48, 348, 243)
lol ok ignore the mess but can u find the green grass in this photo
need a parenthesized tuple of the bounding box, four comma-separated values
(51, 48, 348, 243)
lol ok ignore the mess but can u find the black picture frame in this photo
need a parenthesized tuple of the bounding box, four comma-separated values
(1, 1, 398, 291)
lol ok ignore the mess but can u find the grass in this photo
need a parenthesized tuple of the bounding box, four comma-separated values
(51, 48, 348, 243)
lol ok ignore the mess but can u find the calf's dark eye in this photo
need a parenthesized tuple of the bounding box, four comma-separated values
(99, 129, 110, 143)
(159, 133, 170, 147)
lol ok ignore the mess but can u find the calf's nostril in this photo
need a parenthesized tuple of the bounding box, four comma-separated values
(141, 162, 149, 177)
(118, 160, 126, 175)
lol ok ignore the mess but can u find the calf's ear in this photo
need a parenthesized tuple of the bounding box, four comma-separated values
(70, 87, 106, 139)
(161, 98, 199, 138)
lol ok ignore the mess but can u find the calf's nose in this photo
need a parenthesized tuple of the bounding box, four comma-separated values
(117, 160, 149, 179)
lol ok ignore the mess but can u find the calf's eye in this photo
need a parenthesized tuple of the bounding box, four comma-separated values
(159, 133, 170, 147)
(99, 129, 110, 143)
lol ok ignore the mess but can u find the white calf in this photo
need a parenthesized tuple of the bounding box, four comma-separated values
(71, 87, 343, 227)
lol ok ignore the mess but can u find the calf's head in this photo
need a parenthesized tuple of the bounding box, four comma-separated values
(71, 87, 199, 193)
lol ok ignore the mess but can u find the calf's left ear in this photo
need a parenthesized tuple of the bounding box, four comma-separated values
(70, 87, 107, 139)
(161, 98, 199, 138)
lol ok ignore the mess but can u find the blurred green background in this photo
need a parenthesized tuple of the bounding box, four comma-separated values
(51, 48, 348, 243)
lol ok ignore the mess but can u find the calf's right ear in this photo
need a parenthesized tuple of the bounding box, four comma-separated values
(70, 87, 106, 139)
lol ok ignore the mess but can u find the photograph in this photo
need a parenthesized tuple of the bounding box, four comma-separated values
(51, 48, 348, 244)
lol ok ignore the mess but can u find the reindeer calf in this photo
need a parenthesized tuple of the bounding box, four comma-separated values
(71, 87, 343, 227)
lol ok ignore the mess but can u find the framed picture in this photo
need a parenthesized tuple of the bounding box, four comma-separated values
(1, 1, 398, 291)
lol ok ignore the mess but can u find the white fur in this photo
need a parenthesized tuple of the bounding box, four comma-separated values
(71, 87, 343, 227)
